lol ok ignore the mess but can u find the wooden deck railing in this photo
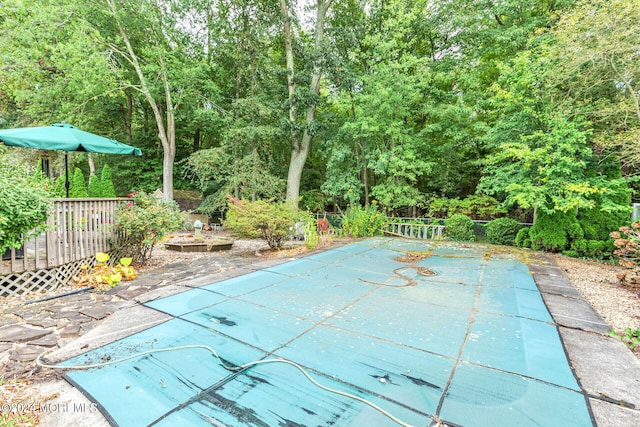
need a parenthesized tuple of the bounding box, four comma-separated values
(1, 198, 127, 275)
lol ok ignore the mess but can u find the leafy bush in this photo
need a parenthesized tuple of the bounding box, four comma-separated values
(609, 223, 640, 283)
(515, 227, 531, 248)
(486, 217, 522, 246)
(528, 210, 583, 252)
(426, 195, 506, 220)
(341, 204, 387, 237)
(224, 198, 301, 249)
(566, 239, 612, 259)
(116, 191, 184, 264)
(444, 214, 475, 241)
(300, 190, 327, 212)
(0, 162, 52, 254)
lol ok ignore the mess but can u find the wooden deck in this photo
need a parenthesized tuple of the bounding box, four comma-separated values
(1, 198, 127, 296)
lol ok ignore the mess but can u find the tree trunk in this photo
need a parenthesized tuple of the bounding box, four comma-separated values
(87, 153, 96, 176)
(282, 0, 334, 204)
(107, 0, 176, 202)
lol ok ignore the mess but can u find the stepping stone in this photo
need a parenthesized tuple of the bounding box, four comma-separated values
(29, 333, 58, 347)
(80, 320, 99, 335)
(0, 317, 19, 327)
(65, 313, 92, 323)
(59, 324, 81, 338)
(25, 315, 57, 328)
(80, 306, 111, 320)
(117, 287, 151, 300)
(80, 303, 124, 320)
(10, 345, 46, 362)
(0, 325, 52, 343)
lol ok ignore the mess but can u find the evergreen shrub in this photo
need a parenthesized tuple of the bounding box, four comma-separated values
(444, 214, 475, 241)
(486, 217, 521, 246)
(515, 228, 531, 248)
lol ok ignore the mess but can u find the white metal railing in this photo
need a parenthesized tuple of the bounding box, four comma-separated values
(1, 198, 127, 275)
(384, 222, 445, 239)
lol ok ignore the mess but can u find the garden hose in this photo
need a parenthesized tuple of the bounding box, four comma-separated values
(36, 345, 420, 427)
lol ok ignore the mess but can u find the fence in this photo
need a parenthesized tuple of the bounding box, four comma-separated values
(384, 222, 445, 239)
(1, 198, 127, 297)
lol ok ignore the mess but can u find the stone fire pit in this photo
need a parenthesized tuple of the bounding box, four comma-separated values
(164, 237, 233, 253)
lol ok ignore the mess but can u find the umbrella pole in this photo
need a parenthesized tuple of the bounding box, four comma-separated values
(64, 153, 70, 198)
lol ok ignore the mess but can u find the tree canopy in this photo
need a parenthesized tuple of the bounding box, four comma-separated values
(0, 0, 636, 224)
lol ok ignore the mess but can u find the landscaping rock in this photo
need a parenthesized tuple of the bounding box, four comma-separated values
(10, 345, 46, 362)
(0, 325, 52, 343)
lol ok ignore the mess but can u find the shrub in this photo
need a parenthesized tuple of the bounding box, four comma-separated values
(444, 214, 475, 241)
(341, 204, 387, 237)
(224, 198, 301, 249)
(567, 239, 612, 259)
(515, 227, 531, 248)
(528, 210, 583, 252)
(115, 191, 184, 264)
(426, 195, 506, 220)
(610, 223, 640, 283)
(100, 164, 117, 197)
(88, 173, 102, 197)
(300, 190, 326, 212)
(486, 217, 522, 246)
(69, 167, 88, 198)
(0, 162, 51, 254)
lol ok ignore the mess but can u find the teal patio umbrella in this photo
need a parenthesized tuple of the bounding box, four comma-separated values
(0, 123, 142, 197)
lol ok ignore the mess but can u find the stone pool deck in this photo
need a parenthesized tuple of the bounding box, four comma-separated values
(1, 240, 639, 426)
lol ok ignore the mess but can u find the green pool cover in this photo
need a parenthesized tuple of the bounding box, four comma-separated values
(62, 238, 594, 426)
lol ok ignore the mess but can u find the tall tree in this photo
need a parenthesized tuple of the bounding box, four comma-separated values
(547, 0, 640, 171)
(103, 0, 193, 202)
(280, 0, 335, 204)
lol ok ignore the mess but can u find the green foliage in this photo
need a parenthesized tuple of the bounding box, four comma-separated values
(486, 218, 522, 246)
(515, 227, 532, 248)
(69, 167, 88, 198)
(528, 210, 583, 252)
(52, 175, 66, 198)
(0, 160, 51, 254)
(609, 328, 640, 350)
(444, 214, 475, 242)
(100, 164, 116, 197)
(223, 198, 300, 249)
(72, 252, 137, 291)
(341, 204, 387, 238)
(300, 190, 327, 213)
(185, 149, 285, 214)
(88, 173, 102, 197)
(115, 191, 184, 264)
(566, 239, 612, 260)
(426, 195, 506, 220)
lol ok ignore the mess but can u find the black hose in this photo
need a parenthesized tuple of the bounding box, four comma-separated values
(24, 287, 92, 305)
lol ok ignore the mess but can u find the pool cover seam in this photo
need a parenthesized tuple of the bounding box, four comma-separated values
(434, 250, 488, 419)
